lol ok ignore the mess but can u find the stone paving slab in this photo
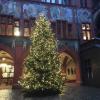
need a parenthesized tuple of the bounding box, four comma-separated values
(0, 84, 100, 100)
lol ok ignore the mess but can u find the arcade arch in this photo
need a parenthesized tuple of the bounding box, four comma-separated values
(59, 52, 77, 82)
(0, 50, 14, 86)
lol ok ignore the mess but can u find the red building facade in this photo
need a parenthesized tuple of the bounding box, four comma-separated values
(0, 0, 97, 88)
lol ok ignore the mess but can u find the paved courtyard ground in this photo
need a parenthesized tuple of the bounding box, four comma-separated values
(0, 83, 100, 100)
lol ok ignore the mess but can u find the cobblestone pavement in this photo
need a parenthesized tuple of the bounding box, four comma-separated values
(0, 84, 100, 100)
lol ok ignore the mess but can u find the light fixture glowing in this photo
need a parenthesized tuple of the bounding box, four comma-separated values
(0, 63, 14, 78)
(2, 58, 6, 61)
(15, 30, 20, 36)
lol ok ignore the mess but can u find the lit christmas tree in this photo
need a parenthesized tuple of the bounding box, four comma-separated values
(19, 14, 63, 96)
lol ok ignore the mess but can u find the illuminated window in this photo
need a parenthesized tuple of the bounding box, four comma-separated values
(14, 20, 20, 36)
(58, 0, 76, 5)
(42, 0, 76, 5)
(47, 0, 50, 2)
(52, 0, 56, 3)
(42, 0, 50, 3)
(82, 23, 91, 40)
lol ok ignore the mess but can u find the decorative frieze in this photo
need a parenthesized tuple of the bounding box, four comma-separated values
(0, 0, 92, 23)
(76, 9, 92, 23)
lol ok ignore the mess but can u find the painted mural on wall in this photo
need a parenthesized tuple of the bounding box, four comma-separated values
(0, 0, 73, 22)
(0, 0, 21, 17)
(23, 3, 48, 18)
(23, 4, 73, 22)
(0, 0, 91, 23)
(50, 7, 73, 22)
(77, 9, 92, 23)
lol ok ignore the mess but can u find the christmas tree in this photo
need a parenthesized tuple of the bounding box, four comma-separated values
(19, 14, 63, 96)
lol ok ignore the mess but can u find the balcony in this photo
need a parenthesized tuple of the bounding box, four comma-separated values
(80, 38, 100, 52)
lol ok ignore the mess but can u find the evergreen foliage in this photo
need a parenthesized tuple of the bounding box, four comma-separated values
(19, 14, 63, 96)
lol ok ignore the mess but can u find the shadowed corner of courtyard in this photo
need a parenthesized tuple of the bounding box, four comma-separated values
(0, 83, 100, 100)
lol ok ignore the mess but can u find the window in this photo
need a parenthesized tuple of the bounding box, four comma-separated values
(51, 21, 56, 34)
(24, 20, 30, 37)
(0, 16, 7, 35)
(14, 20, 20, 36)
(59, 0, 62, 4)
(81, 23, 91, 40)
(57, 20, 61, 38)
(51, 20, 72, 39)
(56, 20, 67, 39)
(59, 0, 66, 4)
(42, 0, 68, 5)
(0, 15, 15, 36)
(62, 21, 67, 38)
(0, 24, 6, 35)
(7, 16, 13, 36)
(30, 18, 35, 35)
(68, 23, 72, 36)
(1, 16, 7, 24)
(42, 0, 56, 3)
(51, 0, 56, 3)
(80, 0, 87, 7)
(42, 0, 76, 5)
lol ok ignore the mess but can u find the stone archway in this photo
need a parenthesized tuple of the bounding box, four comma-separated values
(58, 47, 81, 83)
(59, 52, 76, 82)
(0, 50, 14, 88)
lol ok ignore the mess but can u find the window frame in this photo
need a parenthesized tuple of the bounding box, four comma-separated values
(24, 20, 30, 37)
(7, 16, 13, 36)
(14, 19, 20, 37)
(81, 23, 91, 40)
